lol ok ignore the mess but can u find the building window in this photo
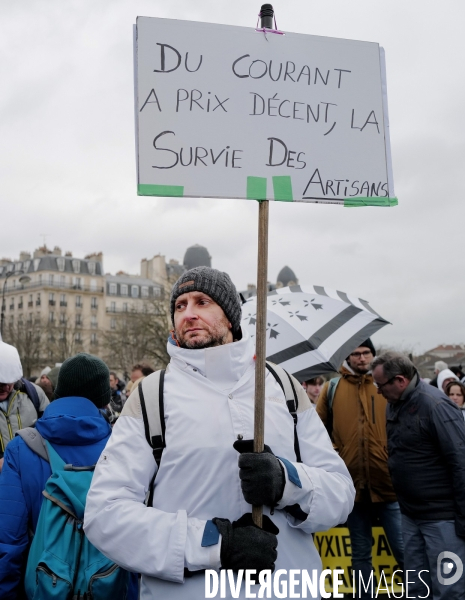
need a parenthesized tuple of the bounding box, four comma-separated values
(59, 330, 65, 340)
(38, 274, 42, 284)
(49, 312, 55, 323)
(110, 301, 116, 312)
(60, 294, 66, 307)
(75, 332, 82, 343)
(33, 258, 40, 271)
(91, 297, 97, 309)
(18, 296, 23, 309)
(74, 277, 82, 289)
(23, 260, 31, 272)
(88, 262, 96, 276)
(141, 286, 149, 298)
(91, 315, 97, 328)
(109, 283, 117, 295)
(9, 298, 14, 310)
(90, 279, 97, 291)
(131, 285, 139, 298)
(60, 275, 66, 287)
(153, 287, 161, 297)
(72, 260, 81, 274)
(49, 274, 54, 285)
(49, 293, 55, 306)
(15, 262, 22, 271)
(60, 313, 66, 324)
(110, 318, 116, 330)
(28, 294, 33, 307)
(121, 284, 128, 297)
(123, 302, 128, 312)
(75, 295, 82, 308)
(57, 257, 65, 272)
(36, 293, 41, 306)
(75, 314, 82, 327)
(91, 333, 97, 345)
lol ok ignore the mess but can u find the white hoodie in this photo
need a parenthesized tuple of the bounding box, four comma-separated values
(84, 332, 355, 599)
(437, 368, 459, 392)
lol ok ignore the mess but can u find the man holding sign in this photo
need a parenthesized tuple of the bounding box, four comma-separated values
(85, 267, 355, 598)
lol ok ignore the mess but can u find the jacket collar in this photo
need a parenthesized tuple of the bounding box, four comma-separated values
(167, 331, 255, 392)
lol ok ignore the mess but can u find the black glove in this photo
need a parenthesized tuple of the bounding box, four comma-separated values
(234, 439, 285, 507)
(213, 513, 279, 573)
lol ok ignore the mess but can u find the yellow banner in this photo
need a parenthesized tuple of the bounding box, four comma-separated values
(314, 526, 403, 595)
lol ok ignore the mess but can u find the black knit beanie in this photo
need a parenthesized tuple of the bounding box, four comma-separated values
(54, 353, 111, 408)
(170, 267, 242, 338)
(348, 338, 376, 359)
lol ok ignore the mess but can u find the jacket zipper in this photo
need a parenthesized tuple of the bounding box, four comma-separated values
(3, 391, 20, 440)
(371, 396, 375, 424)
(17, 408, 22, 430)
(5, 415, 13, 439)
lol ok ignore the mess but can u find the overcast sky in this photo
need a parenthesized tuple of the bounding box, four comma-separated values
(1, 0, 464, 354)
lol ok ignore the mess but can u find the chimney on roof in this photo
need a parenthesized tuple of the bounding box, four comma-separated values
(33, 245, 52, 258)
(85, 252, 103, 262)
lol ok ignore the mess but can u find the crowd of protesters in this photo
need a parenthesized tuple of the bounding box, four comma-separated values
(0, 267, 464, 599)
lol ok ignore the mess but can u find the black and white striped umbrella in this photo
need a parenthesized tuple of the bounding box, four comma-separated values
(241, 285, 389, 381)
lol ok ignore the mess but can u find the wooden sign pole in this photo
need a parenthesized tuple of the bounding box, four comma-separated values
(252, 197, 269, 527)
(252, 2, 275, 529)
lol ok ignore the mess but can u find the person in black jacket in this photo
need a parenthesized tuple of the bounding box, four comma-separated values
(372, 351, 465, 600)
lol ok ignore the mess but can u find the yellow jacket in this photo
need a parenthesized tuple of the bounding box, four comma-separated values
(316, 365, 397, 503)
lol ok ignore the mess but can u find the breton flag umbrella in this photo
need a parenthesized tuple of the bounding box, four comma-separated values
(241, 285, 389, 381)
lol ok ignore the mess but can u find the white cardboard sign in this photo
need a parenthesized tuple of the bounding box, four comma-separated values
(135, 17, 395, 206)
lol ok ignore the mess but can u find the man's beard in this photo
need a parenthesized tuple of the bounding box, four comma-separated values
(352, 365, 370, 375)
(178, 329, 230, 349)
(176, 317, 231, 349)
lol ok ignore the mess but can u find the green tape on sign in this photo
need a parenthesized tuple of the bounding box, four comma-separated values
(247, 176, 267, 201)
(344, 197, 398, 208)
(272, 176, 293, 202)
(138, 184, 184, 197)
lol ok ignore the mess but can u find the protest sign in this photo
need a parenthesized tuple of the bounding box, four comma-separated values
(315, 526, 403, 594)
(135, 16, 395, 206)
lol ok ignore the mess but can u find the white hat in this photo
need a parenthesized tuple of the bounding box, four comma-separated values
(0, 342, 23, 383)
(40, 366, 51, 377)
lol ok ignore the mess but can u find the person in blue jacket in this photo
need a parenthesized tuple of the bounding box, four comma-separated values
(0, 352, 137, 600)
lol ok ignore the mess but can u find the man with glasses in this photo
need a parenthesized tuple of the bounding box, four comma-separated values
(373, 351, 465, 600)
(317, 339, 404, 598)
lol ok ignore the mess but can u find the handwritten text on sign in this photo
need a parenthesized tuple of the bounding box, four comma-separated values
(135, 17, 394, 204)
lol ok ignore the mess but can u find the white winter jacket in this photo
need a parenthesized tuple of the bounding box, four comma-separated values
(84, 332, 355, 599)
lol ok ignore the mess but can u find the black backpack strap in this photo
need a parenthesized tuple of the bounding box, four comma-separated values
(154, 369, 166, 466)
(265, 362, 302, 463)
(139, 370, 166, 507)
(139, 371, 166, 466)
(20, 378, 41, 415)
(325, 377, 341, 440)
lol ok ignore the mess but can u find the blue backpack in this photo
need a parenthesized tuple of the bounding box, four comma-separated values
(19, 429, 129, 600)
